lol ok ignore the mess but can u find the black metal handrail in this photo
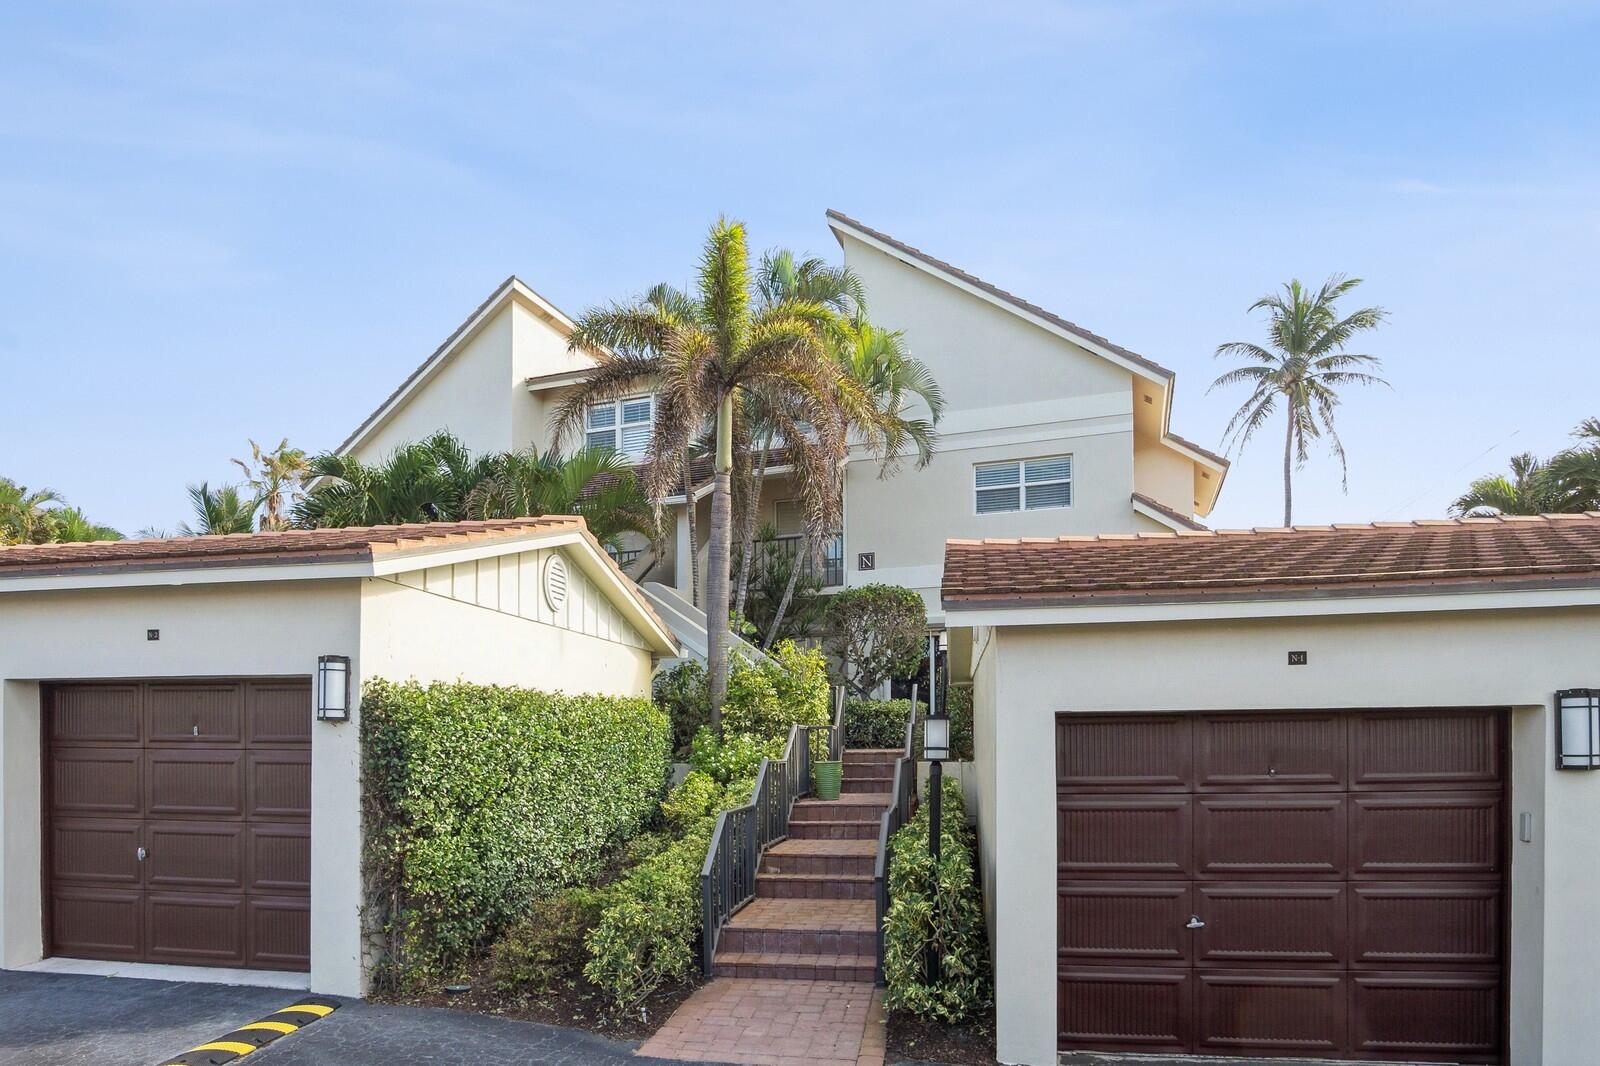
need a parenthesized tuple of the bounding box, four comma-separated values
(873, 686, 920, 985)
(700, 686, 846, 976)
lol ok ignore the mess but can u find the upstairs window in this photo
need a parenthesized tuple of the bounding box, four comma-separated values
(586, 395, 654, 459)
(975, 455, 1072, 514)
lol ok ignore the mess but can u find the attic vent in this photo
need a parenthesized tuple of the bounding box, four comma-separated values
(1143, 394, 1154, 404)
(543, 555, 569, 612)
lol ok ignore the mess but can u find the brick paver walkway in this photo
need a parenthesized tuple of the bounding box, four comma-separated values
(637, 978, 885, 1066)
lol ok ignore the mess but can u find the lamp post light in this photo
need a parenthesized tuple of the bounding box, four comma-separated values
(316, 655, 352, 722)
(921, 631, 948, 983)
(1557, 689, 1600, 769)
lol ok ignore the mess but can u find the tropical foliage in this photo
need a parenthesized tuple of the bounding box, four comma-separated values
(733, 525, 827, 647)
(1451, 418, 1600, 517)
(232, 438, 309, 531)
(1211, 276, 1388, 525)
(178, 481, 258, 535)
(0, 477, 121, 544)
(825, 583, 929, 697)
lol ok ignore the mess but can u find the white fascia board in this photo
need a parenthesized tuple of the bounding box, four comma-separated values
(830, 219, 1173, 385)
(661, 464, 796, 506)
(944, 584, 1600, 629)
(1131, 497, 1194, 533)
(0, 562, 374, 594)
(1161, 434, 1227, 475)
(524, 368, 593, 392)
(366, 529, 590, 576)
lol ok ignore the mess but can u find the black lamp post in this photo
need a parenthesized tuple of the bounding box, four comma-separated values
(921, 631, 949, 983)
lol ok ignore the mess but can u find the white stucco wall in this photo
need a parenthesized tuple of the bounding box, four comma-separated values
(0, 580, 364, 995)
(973, 605, 1600, 1066)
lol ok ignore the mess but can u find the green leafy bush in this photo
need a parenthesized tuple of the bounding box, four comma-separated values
(688, 727, 786, 785)
(653, 660, 710, 758)
(660, 769, 725, 828)
(491, 885, 609, 993)
(845, 697, 923, 749)
(361, 679, 671, 990)
(913, 685, 975, 761)
(824, 584, 928, 696)
(883, 777, 992, 1023)
(722, 640, 831, 737)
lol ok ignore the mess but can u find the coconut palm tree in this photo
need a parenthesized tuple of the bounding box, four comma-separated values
(554, 218, 873, 727)
(294, 431, 493, 528)
(0, 478, 63, 544)
(1548, 418, 1600, 511)
(179, 482, 258, 535)
(44, 507, 123, 542)
(1211, 276, 1389, 526)
(1450, 453, 1564, 517)
(232, 439, 309, 531)
(463, 445, 659, 550)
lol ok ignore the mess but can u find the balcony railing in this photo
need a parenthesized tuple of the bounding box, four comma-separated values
(766, 532, 844, 588)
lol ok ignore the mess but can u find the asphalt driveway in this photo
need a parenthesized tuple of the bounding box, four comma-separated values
(0, 969, 712, 1066)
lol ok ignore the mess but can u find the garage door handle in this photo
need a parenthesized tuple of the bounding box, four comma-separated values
(1185, 915, 1205, 930)
(136, 847, 147, 862)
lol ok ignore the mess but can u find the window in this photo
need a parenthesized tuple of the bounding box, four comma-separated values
(586, 395, 654, 459)
(974, 455, 1072, 514)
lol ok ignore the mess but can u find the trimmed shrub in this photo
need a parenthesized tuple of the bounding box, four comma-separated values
(660, 769, 724, 829)
(845, 697, 923, 749)
(722, 640, 831, 737)
(362, 679, 671, 990)
(883, 777, 992, 1023)
(688, 727, 785, 785)
(491, 885, 609, 993)
(824, 584, 928, 696)
(653, 660, 710, 758)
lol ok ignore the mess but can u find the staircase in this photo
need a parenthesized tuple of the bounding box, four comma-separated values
(710, 747, 899, 982)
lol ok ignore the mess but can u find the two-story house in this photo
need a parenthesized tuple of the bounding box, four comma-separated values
(336, 211, 1227, 626)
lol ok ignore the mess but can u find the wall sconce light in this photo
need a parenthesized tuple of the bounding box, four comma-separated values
(317, 655, 352, 722)
(1557, 688, 1600, 769)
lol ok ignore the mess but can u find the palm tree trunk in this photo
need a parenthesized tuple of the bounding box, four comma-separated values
(763, 532, 810, 650)
(1282, 409, 1294, 527)
(682, 455, 700, 608)
(732, 435, 773, 624)
(706, 394, 735, 732)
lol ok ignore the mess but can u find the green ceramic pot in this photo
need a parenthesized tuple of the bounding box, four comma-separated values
(813, 760, 843, 800)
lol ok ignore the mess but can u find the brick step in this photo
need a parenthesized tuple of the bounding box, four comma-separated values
(719, 923, 877, 957)
(843, 760, 897, 780)
(756, 872, 876, 900)
(840, 777, 892, 795)
(760, 840, 876, 878)
(789, 820, 881, 841)
(791, 796, 891, 822)
(843, 748, 903, 765)
(712, 950, 876, 982)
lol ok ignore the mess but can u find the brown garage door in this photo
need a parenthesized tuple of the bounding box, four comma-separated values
(45, 680, 311, 971)
(1056, 709, 1505, 1063)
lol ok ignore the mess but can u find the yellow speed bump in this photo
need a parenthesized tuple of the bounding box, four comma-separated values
(157, 997, 341, 1065)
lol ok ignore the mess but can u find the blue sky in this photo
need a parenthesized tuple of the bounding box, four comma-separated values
(2, 1, 1596, 534)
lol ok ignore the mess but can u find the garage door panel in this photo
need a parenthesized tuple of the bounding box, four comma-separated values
(146, 893, 246, 966)
(1057, 716, 1190, 792)
(1059, 882, 1191, 965)
(1059, 796, 1190, 879)
(1350, 972, 1501, 1062)
(1195, 971, 1346, 1057)
(247, 824, 310, 894)
(1350, 711, 1502, 791)
(1350, 794, 1502, 880)
(1195, 884, 1345, 967)
(146, 748, 244, 818)
(247, 682, 313, 745)
(51, 685, 142, 744)
(1195, 714, 1345, 791)
(248, 897, 311, 971)
(52, 818, 141, 886)
(52, 749, 141, 815)
(1351, 885, 1500, 968)
(1195, 795, 1345, 879)
(145, 821, 245, 891)
(147, 683, 244, 744)
(1058, 967, 1191, 1053)
(51, 887, 143, 960)
(247, 750, 311, 820)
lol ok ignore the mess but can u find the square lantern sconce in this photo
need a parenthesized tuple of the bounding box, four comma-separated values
(923, 715, 950, 763)
(317, 654, 352, 722)
(1557, 688, 1600, 770)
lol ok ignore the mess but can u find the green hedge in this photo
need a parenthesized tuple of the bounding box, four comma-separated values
(362, 679, 671, 989)
(844, 697, 922, 749)
(883, 777, 992, 1022)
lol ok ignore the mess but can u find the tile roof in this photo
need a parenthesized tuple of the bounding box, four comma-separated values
(942, 512, 1600, 608)
(826, 209, 1174, 380)
(1163, 430, 1229, 469)
(0, 518, 586, 577)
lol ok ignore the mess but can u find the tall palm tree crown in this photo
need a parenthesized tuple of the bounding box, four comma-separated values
(1210, 275, 1389, 526)
(1450, 453, 1564, 517)
(179, 482, 258, 536)
(553, 218, 877, 725)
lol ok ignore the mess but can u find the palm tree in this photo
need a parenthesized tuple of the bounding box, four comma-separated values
(555, 218, 873, 727)
(1450, 453, 1564, 517)
(1547, 418, 1600, 511)
(179, 482, 258, 535)
(1211, 276, 1388, 525)
(294, 431, 492, 528)
(232, 439, 309, 531)
(463, 445, 659, 550)
(0, 478, 63, 544)
(44, 507, 123, 542)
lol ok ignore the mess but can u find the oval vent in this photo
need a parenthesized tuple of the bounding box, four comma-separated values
(543, 555, 569, 612)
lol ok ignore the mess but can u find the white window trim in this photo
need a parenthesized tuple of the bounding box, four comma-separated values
(585, 394, 655, 460)
(973, 453, 1074, 516)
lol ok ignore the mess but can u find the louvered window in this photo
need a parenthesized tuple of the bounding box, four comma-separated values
(586, 395, 654, 460)
(975, 454, 1072, 513)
